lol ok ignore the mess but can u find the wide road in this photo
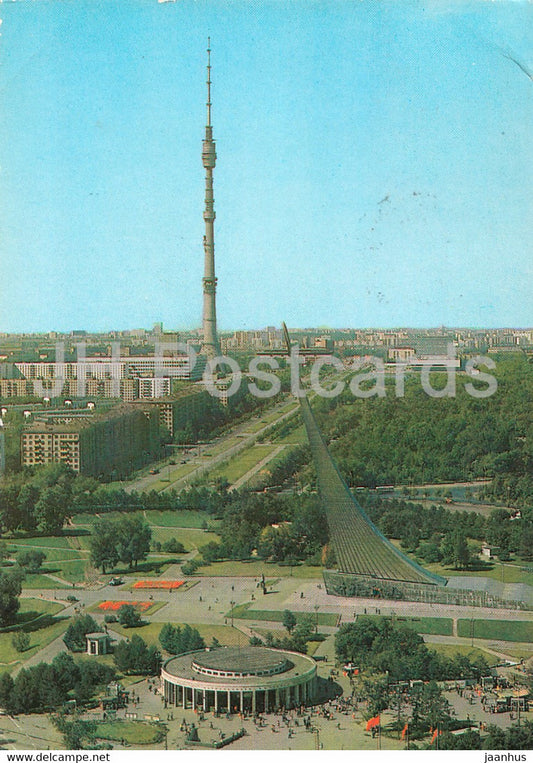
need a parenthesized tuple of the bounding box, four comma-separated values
(125, 396, 299, 494)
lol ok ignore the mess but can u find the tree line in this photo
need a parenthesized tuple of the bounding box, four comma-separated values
(361, 495, 533, 566)
(310, 355, 532, 506)
(0, 653, 114, 714)
(335, 617, 490, 683)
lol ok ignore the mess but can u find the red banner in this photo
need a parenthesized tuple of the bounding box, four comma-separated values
(365, 715, 380, 731)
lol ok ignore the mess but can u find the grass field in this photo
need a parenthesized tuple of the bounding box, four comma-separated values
(489, 644, 533, 661)
(194, 559, 322, 579)
(21, 573, 71, 589)
(423, 643, 494, 662)
(207, 436, 242, 457)
(148, 526, 219, 550)
(207, 444, 278, 484)
(143, 510, 216, 529)
(95, 720, 164, 745)
(361, 614, 453, 636)
(270, 423, 306, 446)
(110, 620, 249, 649)
(149, 463, 199, 492)
(228, 603, 339, 627)
(386, 540, 533, 587)
(457, 619, 533, 643)
(7, 514, 222, 588)
(0, 598, 68, 669)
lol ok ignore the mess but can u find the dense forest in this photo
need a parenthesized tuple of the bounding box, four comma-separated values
(307, 355, 532, 504)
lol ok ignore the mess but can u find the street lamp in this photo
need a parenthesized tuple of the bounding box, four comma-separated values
(314, 604, 320, 633)
(230, 600, 235, 628)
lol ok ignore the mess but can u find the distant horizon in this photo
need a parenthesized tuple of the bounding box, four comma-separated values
(1, 322, 532, 338)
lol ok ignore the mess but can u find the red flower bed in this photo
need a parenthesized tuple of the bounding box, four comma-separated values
(133, 580, 184, 590)
(98, 600, 151, 611)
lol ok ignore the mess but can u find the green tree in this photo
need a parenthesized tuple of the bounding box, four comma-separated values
(117, 604, 142, 628)
(11, 630, 30, 653)
(34, 485, 71, 534)
(158, 623, 205, 655)
(360, 675, 390, 716)
(282, 609, 297, 635)
(162, 538, 186, 554)
(113, 635, 161, 675)
(16, 484, 39, 532)
(451, 529, 471, 570)
(0, 672, 14, 711)
(63, 615, 101, 652)
(420, 681, 452, 731)
(519, 524, 533, 561)
(0, 570, 23, 626)
(89, 519, 120, 574)
(115, 515, 152, 569)
(16, 549, 46, 572)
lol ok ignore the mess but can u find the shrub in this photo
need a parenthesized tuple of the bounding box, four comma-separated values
(12, 631, 30, 652)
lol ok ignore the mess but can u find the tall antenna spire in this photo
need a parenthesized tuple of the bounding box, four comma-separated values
(206, 37, 212, 128)
(200, 38, 220, 359)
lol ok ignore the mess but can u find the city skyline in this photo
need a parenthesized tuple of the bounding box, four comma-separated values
(1, 0, 532, 333)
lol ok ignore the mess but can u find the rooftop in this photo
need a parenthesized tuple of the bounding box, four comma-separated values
(193, 647, 288, 676)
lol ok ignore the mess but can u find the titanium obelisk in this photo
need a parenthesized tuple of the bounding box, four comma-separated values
(200, 39, 221, 359)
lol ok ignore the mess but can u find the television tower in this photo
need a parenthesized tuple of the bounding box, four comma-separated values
(200, 38, 221, 359)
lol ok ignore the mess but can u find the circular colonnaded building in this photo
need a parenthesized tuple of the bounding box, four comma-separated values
(161, 646, 317, 714)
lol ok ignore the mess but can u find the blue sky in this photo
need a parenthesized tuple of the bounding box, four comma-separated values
(0, 0, 531, 332)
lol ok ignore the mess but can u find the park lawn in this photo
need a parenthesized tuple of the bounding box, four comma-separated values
(21, 573, 70, 589)
(247, 447, 298, 486)
(241, 419, 273, 434)
(250, 626, 326, 654)
(270, 423, 306, 446)
(16, 598, 65, 620)
(490, 643, 533, 661)
(144, 510, 211, 529)
(149, 526, 219, 550)
(195, 559, 322, 579)
(424, 642, 494, 663)
(457, 619, 533, 643)
(250, 627, 326, 654)
(41, 558, 89, 583)
(388, 541, 533, 588)
(150, 463, 199, 491)
(362, 615, 453, 636)
(207, 444, 278, 485)
(208, 436, 242, 457)
(0, 617, 69, 670)
(419, 559, 533, 587)
(110, 621, 247, 649)
(95, 720, 164, 745)
(5, 535, 75, 550)
(69, 533, 92, 552)
(228, 603, 339, 627)
(7, 543, 87, 564)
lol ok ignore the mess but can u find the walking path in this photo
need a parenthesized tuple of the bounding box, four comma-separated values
(230, 444, 286, 491)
